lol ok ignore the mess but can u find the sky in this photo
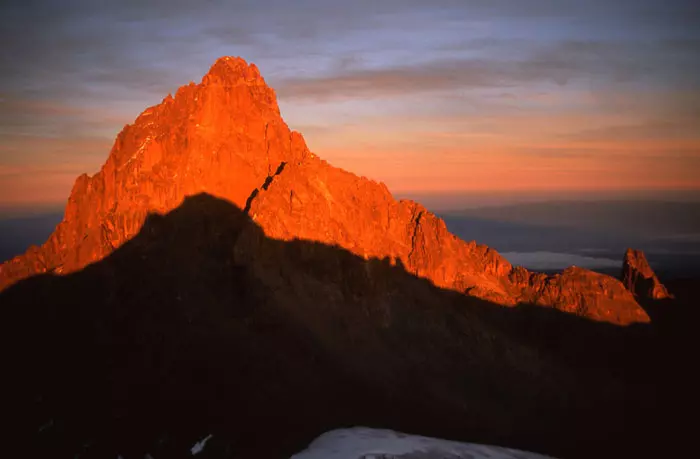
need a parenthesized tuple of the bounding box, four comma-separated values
(1, 0, 699, 208)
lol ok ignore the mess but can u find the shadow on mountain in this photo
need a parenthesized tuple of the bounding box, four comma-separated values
(636, 278, 699, 329)
(0, 194, 688, 459)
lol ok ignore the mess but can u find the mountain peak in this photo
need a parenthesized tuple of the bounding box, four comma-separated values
(622, 248, 672, 300)
(203, 56, 264, 86)
(0, 56, 649, 325)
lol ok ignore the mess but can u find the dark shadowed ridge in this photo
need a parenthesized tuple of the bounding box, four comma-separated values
(0, 193, 692, 459)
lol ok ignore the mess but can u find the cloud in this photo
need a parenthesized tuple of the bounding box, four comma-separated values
(0, 134, 112, 177)
(500, 251, 621, 270)
(1, 0, 698, 205)
(275, 56, 588, 102)
(561, 120, 700, 142)
(1, 1, 696, 108)
(276, 60, 511, 101)
(0, 98, 130, 140)
(275, 38, 700, 101)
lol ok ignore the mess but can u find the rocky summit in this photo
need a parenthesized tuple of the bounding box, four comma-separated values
(622, 248, 673, 300)
(0, 56, 647, 326)
(0, 57, 683, 459)
(0, 57, 308, 288)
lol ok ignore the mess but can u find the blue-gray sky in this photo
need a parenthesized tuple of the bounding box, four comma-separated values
(1, 0, 699, 206)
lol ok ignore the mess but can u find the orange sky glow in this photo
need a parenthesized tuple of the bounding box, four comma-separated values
(1, 0, 699, 208)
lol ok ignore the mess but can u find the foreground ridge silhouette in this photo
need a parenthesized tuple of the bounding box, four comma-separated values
(0, 56, 648, 325)
(0, 194, 680, 458)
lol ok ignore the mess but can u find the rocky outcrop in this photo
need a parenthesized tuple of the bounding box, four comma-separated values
(0, 57, 309, 287)
(243, 154, 646, 324)
(510, 266, 649, 325)
(622, 248, 672, 300)
(0, 56, 648, 325)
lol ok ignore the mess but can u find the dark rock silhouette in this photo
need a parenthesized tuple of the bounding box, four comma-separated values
(622, 248, 672, 300)
(0, 194, 683, 459)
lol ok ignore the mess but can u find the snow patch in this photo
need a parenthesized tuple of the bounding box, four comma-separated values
(291, 427, 555, 459)
(191, 434, 213, 455)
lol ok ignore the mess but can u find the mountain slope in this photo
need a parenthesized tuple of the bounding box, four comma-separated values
(0, 56, 647, 325)
(0, 57, 308, 284)
(0, 194, 662, 459)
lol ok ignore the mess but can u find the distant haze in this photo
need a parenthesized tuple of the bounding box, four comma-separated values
(3, 198, 699, 278)
(499, 252, 621, 271)
(0, 211, 63, 263)
(401, 189, 700, 211)
(440, 199, 700, 276)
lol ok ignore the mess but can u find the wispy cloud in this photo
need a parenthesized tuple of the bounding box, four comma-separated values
(561, 121, 700, 142)
(276, 38, 700, 101)
(500, 251, 621, 270)
(0, 0, 698, 205)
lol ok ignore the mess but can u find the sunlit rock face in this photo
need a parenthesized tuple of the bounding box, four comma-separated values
(0, 56, 648, 324)
(0, 57, 309, 287)
(291, 428, 556, 459)
(622, 248, 673, 300)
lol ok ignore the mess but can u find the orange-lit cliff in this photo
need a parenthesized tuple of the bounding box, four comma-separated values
(0, 57, 648, 325)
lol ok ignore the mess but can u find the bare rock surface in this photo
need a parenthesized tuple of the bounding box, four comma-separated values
(0, 56, 648, 329)
(622, 248, 673, 300)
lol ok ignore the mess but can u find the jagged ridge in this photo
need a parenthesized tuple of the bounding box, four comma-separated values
(622, 248, 672, 300)
(0, 56, 648, 325)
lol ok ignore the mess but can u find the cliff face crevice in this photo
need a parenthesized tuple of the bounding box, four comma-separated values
(407, 209, 425, 275)
(0, 56, 649, 325)
(243, 161, 288, 215)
